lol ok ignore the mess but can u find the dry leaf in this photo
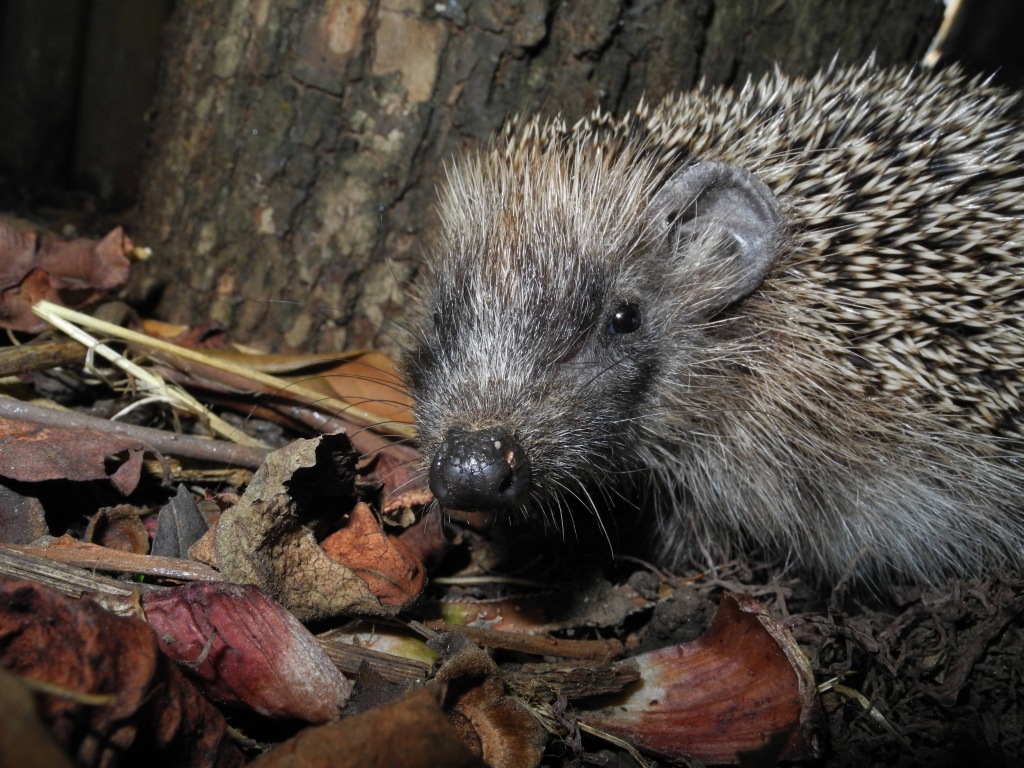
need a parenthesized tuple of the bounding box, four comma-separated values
(250, 685, 483, 768)
(0, 223, 132, 332)
(0, 415, 146, 494)
(84, 505, 151, 554)
(215, 431, 422, 620)
(314, 351, 414, 428)
(142, 582, 353, 722)
(0, 577, 244, 768)
(0, 483, 49, 545)
(580, 593, 826, 764)
(430, 633, 549, 768)
(319, 502, 425, 607)
(394, 503, 456, 572)
(151, 484, 209, 558)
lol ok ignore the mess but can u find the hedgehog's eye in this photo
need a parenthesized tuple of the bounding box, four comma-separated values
(607, 303, 642, 335)
(432, 309, 442, 329)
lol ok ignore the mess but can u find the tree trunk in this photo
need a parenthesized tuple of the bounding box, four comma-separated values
(130, 0, 942, 354)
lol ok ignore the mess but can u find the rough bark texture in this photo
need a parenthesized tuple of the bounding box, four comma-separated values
(130, 0, 942, 354)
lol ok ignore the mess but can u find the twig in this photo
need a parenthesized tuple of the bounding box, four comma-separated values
(0, 396, 268, 469)
(5, 539, 223, 583)
(422, 619, 623, 661)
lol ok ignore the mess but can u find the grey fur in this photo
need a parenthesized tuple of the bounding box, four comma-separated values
(404, 62, 1024, 583)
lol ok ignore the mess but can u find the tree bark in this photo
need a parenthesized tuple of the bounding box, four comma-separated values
(130, 0, 942, 354)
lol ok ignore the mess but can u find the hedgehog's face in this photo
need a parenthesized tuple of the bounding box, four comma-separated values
(404, 151, 782, 537)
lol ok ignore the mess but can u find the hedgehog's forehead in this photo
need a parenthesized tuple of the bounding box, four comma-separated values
(438, 142, 659, 285)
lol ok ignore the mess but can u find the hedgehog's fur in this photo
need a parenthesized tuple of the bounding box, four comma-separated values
(406, 61, 1024, 583)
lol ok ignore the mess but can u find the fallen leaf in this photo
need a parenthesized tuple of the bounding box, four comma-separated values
(430, 633, 549, 768)
(395, 502, 456, 572)
(0, 576, 244, 768)
(0, 223, 132, 332)
(215, 431, 422, 620)
(0, 482, 49, 545)
(0, 414, 146, 494)
(38, 227, 133, 294)
(312, 351, 414, 428)
(151, 484, 210, 558)
(142, 582, 353, 722)
(319, 502, 425, 606)
(250, 685, 483, 768)
(84, 505, 150, 554)
(579, 593, 827, 764)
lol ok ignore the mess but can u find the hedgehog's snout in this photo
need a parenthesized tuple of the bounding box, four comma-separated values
(429, 427, 532, 513)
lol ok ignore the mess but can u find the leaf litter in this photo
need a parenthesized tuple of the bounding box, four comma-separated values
(0, 219, 1020, 767)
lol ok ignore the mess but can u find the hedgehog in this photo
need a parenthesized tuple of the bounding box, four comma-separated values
(403, 61, 1024, 583)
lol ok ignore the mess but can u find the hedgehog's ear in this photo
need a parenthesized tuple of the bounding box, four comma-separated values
(649, 160, 781, 316)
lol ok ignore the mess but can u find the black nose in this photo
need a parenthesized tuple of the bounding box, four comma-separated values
(429, 428, 531, 511)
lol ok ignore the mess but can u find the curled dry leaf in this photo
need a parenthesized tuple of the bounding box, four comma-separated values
(251, 685, 483, 768)
(84, 505, 151, 554)
(0, 576, 244, 768)
(0, 222, 133, 332)
(142, 582, 353, 722)
(430, 633, 549, 768)
(215, 431, 423, 621)
(580, 593, 827, 764)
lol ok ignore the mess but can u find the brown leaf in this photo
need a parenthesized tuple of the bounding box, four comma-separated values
(0, 482, 50, 545)
(0, 576, 244, 768)
(0, 219, 38, 280)
(84, 505, 151, 554)
(580, 593, 827, 764)
(250, 685, 484, 768)
(142, 582, 353, 722)
(0, 268, 57, 331)
(0, 415, 146, 493)
(319, 502, 425, 607)
(430, 633, 549, 768)
(215, 431, 421, 620)
(394, 502, 456, 572)
(37, 226, 133, 294)
(315, 351, 415, 428)
(0, 223, 132, 332)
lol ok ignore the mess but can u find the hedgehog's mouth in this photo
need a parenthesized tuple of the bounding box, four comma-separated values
(438, 506, 499, 528)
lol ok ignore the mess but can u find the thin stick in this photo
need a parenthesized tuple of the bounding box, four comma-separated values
(0, 397, 268, 469)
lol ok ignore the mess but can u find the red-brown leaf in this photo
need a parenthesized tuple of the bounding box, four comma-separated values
(0, 222, 133, 332)
(0, 415, 145, 493)
(0, 576, 244, 768)
(142, 582, 353, 722)
(250, 685, 484, 768)
(581, 593, 826, 764)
